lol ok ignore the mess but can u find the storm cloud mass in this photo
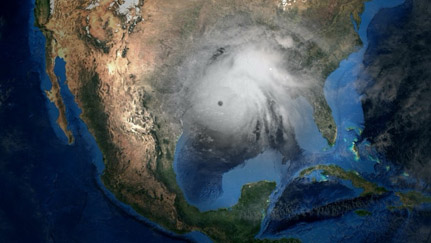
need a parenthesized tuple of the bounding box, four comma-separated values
(166, 14, 333, 204)
(174, 15, 322, 161)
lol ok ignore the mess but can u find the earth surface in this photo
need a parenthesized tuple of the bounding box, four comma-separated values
(0, 0, 430, 242)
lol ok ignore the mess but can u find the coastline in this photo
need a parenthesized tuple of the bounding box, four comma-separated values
(28, 0, 423, 242)
(259, 0, 407, 239)
(28, 1, 200, 242)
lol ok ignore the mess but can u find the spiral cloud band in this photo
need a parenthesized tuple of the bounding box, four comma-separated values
(171, 15, 327, 203)
(177, 21, 317, 160)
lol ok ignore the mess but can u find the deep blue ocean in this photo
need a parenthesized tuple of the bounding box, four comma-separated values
(174, 0, 406, 213)
(0, 1, 185, 242)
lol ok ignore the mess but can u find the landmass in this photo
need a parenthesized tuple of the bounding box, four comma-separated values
(35, 0, 369, 241)
(299, 164, 387, 196)
(35, 0, 74, 144)
(266, 164, 388, 234)
(354, 209, 372, 216)
(300, 164, 431, 211)
(395, 191, 431, 210)
(178, 181, 277, 241)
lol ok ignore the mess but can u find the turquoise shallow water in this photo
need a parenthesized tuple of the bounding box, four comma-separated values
(258, 0, 409, 240)
(173, 93, 330, 211)
(174, 0, 406, 214)
(171, 1, 426, 241)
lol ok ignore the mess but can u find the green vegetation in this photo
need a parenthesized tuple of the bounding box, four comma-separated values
(144, 104, 280, 241)
(175, 181, 276, 242)
(179, 5, 202, 40)
(144, 113, 282, 241)
(78, 70, 121, 176)
(122, 175, 279, 241)
(78, 70, 181, 230)
(34, 0, 50, 27)
(299, 164, 387, 196)
(355, 209, 372, 217)
(78, 79, 279, 242)
(308, 92, 337, 146)
(299, 165, 431, 214)
(396, 191, 431, 209)
(286, 0, 368, 145)
(348, 142, 360, 161)
(75, 68, 282, 242)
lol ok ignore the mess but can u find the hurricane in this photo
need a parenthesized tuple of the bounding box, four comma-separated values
(175, 16, 324, 162)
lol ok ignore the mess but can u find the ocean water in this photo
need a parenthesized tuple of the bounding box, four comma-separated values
(258, 0, 410, 240)
(174, 0, 406, 215)
(0, 0, 188, 242)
